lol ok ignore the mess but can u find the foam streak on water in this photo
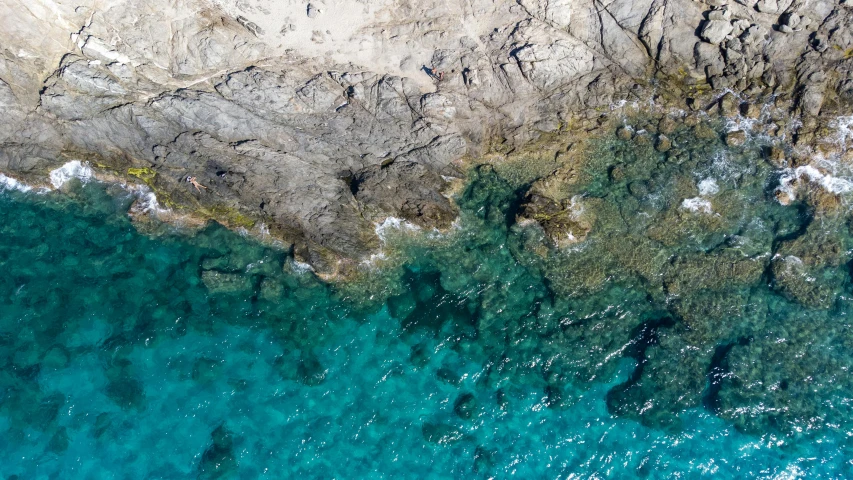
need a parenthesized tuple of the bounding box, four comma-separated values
(0, 173, 33, 193)
(49, 160, 93, 188)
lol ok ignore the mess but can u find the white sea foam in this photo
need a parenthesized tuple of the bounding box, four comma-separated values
(122, 183, 167, 215)
(714, 90, 750, 133)
(681, 197, 713, 214)
(708, 150, 747, 185)
(362, 216, 431, 267)
(0, 173, 33, 193)
(772, 465, 805, 480)
(567, 195, 585, 220)
(724, 112, 760, 134)
(819, 174, 853, 195)
(361, 217, 422, 267)
(776, 165, 853, 203)
(361, 251, 388, 267)
(135, 191, 163, 213)
(374, 216, 421, 244)
(609, 99, 628, 110)
(828, 115, 853, 146)
(49, 160, 92, 188)
(698, 178, 719, 196)
(291, 260, 315, 274)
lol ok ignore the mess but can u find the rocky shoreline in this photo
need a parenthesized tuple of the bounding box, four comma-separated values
(1, 0, 851, 275)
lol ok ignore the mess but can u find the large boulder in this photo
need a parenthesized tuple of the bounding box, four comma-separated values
(700, 20, 733, 45)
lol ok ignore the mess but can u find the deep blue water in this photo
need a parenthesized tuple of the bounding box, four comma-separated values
(2, 120, 853, 478)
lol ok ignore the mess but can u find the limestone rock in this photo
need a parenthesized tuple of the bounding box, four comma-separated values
(756, 0, 778, 12)
(701, 20, 734, 44)
(351, 161, 457, 229)
(764, 146, 787, 168)
(518, 193, 591, 247)
(708, 9, 731, 21)
(0, 0, 850, 272)
(719, 92, 740, 116)
(726, 130, 747, 146)
(741, 102, 761, 118)
(780, 12, 800, 28)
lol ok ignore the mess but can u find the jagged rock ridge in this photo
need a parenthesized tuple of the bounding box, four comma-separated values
(1, 0, 851, 272)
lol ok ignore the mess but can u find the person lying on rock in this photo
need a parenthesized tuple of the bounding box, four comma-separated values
(186, 176, 207, 193)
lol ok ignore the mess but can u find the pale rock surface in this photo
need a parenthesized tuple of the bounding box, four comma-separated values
(701, 20, 734, 45)
(0, 0, 851, 271)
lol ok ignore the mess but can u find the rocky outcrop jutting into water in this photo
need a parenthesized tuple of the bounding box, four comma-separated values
(1, 0, 852, 272)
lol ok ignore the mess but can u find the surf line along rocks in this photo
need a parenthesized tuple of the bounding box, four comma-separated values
(0, 0, 851, 275)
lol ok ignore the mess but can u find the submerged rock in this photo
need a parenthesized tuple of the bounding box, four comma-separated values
(453, 392, 479, 420)
(771, 224, 848, 309)
(198, 424, 237, 479)
(421, 422, 466, 445)
(104, 358, 147, 410)
(41, 345, 70, 370)
(48, 427, 69, 453)
(106, 378, 146, 411)
(409, 342, 431, 368)
(272, 351, 300, 381)
(655, 135, 672, 153)
(436, 367, 463, 386)
(544, 385, 568, 409)
(192, 357, 221, 384)
(473, 445, 497, 474)
(663, 252, 767, 295)
(297, 351, 327, 386)
(93, 413, 113, 440)
(616, 126, 634, 141)
(517, 193, 591, 247)
(201, 271, 252, 294)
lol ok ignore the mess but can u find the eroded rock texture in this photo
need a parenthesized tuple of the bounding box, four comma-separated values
(1, 0, 852, 271)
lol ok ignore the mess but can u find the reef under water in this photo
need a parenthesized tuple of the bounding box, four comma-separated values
(2, 116, 853, 478)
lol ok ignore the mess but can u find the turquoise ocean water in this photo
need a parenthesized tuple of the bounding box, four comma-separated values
(2, 121, 853, 478)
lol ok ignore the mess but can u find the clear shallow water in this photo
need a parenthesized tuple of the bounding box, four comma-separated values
(2, 120, 853, 478)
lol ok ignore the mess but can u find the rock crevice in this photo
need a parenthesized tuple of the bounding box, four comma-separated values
(1, 0, 851, 273)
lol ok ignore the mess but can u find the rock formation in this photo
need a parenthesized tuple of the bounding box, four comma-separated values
(1, 0, 851, 273)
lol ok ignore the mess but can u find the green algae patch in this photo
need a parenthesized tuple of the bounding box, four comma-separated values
(127, 167, 157, 185)
(200, 205, 257, 229)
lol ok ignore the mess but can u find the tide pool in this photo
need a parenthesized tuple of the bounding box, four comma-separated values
(2, 117, 853, 478)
